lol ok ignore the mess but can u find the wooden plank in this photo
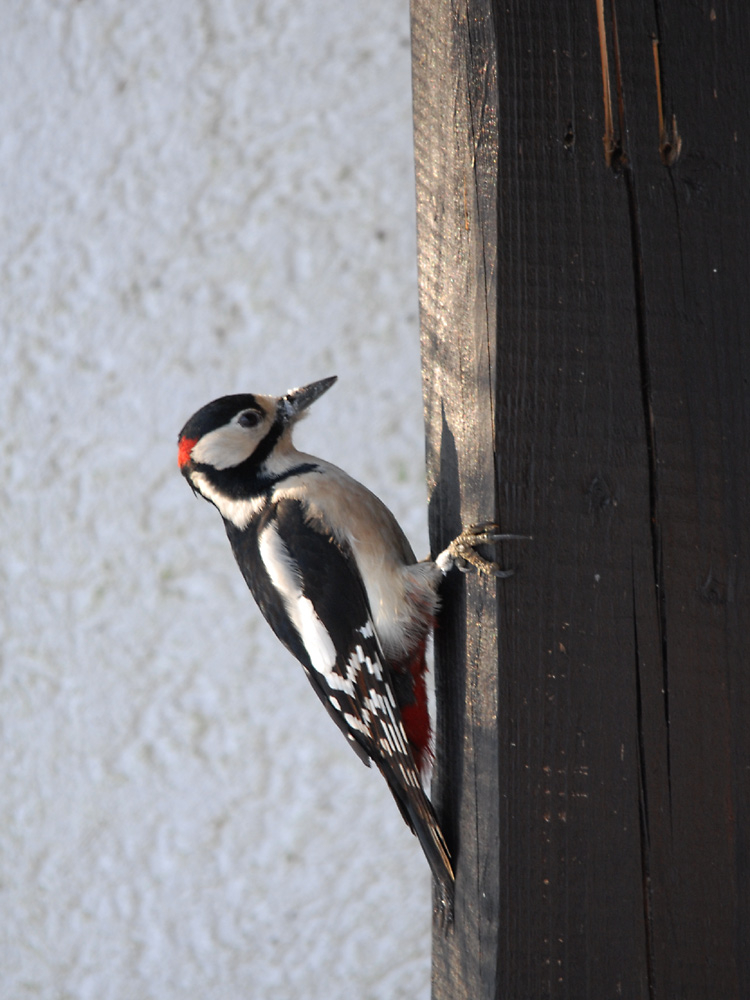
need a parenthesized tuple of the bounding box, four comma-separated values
(411, 1, 502, 996)
(491, 5, 653, 994)
(615, 3, 750, 995)
(413, 1, 750, 997)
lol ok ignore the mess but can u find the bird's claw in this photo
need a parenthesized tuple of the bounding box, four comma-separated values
(440, 523, 530, 578)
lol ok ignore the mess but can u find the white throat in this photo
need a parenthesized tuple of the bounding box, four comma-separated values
(190, 471, 265, 529)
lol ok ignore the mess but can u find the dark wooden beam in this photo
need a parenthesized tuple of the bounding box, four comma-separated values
(412, 2, 750, 997)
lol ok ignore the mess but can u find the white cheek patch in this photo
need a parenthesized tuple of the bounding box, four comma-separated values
(259, 522, 338, 679)
(191, 422, 261, 470)
(191, 472, 264, 530)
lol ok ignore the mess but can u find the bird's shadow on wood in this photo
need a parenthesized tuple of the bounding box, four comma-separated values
(427, 405, 466, 870)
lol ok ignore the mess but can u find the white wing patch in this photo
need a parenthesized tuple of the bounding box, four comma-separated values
(258, 521, 338, 679)
(259, 519, 417, 788)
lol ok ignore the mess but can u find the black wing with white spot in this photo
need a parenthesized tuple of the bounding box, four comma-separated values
(226, 498, 453, 906)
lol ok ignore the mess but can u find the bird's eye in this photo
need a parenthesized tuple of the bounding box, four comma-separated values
(238, 410, 261, 429)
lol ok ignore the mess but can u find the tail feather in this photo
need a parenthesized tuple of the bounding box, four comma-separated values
(382, 769, 455, 921)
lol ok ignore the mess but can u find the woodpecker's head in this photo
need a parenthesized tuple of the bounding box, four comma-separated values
(178, 376, 337, 496)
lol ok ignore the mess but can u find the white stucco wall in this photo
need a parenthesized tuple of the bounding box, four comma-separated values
(2, 3, 430, 997)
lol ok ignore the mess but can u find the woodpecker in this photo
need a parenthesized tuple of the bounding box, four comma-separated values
(178, 376, 520, 918)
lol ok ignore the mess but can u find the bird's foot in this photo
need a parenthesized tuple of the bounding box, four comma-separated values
(435, 523, 530, 578)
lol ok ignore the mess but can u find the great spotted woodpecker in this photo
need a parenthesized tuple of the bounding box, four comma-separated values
(178, 376, 519, 917)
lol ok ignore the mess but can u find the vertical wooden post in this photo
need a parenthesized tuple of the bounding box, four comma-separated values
(412, 1, 750, 997)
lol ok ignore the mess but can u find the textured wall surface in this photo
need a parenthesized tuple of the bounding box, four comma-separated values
(1, 3, 430, 998)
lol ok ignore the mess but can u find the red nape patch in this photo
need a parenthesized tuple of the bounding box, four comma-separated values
(178, 436, 198, 468)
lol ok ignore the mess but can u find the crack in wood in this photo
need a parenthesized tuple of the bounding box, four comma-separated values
(623, 158, 674, 823)
(595, 0, 627, 169)
(632, 561, 657, 1000)
(652, 37, 683, 166)
(595, 0, 676, 821)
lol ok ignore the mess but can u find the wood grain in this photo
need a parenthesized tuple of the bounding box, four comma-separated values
(412, 1, 750, 996)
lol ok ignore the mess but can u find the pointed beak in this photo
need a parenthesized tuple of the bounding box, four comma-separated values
(279, 376, 337, 422)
